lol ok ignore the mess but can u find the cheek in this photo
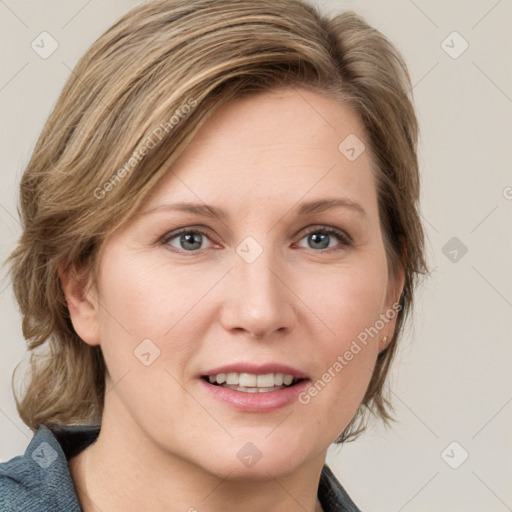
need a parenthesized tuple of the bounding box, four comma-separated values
(294, 255, 388, 430)
(93, 254, 201, 424)
(302, 254, 389, 344)
(92, 254, 190, 389)
(96, 253, 212, 342)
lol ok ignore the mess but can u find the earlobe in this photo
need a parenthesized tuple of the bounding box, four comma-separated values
(378, 335, 389, 354)
(58, 263, 101, 346)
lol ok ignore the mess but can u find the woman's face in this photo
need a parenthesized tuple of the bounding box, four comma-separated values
(73, 88, 402, 479)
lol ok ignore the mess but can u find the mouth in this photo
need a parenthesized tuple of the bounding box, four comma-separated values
(199, 363, 310, 411)
(201, 372, 305, 393)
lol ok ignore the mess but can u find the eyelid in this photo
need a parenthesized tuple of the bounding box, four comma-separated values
(297, 225, 353, 246)
(162, 226, 212, 241)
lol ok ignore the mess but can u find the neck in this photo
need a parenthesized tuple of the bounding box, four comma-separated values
(69, 405, 326, 512)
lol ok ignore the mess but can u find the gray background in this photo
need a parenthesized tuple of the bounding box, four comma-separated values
(1, 1, 511, 510)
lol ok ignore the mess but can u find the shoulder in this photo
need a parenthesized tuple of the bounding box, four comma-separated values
(0, 424, 100, 512)
(318, 464, 363, 512)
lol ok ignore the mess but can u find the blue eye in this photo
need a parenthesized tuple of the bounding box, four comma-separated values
(296, 227, 351, 251)
(164, 229, 212, 251)
(162, 226, 351, 254)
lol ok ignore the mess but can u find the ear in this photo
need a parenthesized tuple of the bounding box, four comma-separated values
(378, 261, 406, 353)
(59, 263, 101, 346)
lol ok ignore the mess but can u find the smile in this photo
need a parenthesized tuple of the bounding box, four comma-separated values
(202, 372, 300, 393)
(199, 363, 310, 411)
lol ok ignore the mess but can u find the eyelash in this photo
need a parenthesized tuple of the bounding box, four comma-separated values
(161, 225, 352, 254)
(300, 226, 352, 250)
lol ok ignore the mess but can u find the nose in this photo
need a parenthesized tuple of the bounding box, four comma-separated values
(219, 247, 297, 340)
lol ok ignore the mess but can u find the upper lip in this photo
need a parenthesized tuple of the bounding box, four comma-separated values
(201, 362, 309, 379)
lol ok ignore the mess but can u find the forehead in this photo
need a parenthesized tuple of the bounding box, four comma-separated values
(144, 87, 378, 220)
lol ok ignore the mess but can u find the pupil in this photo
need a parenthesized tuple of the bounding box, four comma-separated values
(310, 233, 329, 249)
(181, 233, 202, 250)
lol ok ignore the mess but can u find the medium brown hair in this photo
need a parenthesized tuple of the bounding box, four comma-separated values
(7, 0, 427, 442)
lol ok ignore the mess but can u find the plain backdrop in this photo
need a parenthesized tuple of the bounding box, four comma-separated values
(1, 1, 511, 511)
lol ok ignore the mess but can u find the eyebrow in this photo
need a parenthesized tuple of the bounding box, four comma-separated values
(141, 202, 228, 219)
(296, 198, 366, 217)
(141, 198, 366, 219)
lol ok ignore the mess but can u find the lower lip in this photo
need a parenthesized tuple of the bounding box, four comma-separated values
(199, 378, 310, 412)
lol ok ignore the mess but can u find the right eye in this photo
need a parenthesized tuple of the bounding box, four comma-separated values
(163, 228, 215, 252)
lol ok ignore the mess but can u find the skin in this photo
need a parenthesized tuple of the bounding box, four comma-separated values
(63, 87, 404, 512)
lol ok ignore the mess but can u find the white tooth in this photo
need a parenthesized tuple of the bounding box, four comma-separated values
(283, 374, 293, 385)
(257, 374, 275, 387)
(243, 387, 259, 393)
(274, 373, 284, 385)
(226, 372, 239, 385)
(216, 372, 297, 389)
(239, 373, 257, 387)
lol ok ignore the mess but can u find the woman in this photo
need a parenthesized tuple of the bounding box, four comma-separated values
(0, 0, 427, 510)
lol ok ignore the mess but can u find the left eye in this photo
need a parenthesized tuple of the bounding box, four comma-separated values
(296, 228, 349, 250)
(165, 230, 212, 251)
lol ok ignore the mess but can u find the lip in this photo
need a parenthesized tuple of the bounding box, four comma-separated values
(200, 362, 308, 379)
(199, 377, 310, 413)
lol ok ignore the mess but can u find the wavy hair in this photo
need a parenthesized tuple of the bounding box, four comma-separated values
(6, 0, 427, 442)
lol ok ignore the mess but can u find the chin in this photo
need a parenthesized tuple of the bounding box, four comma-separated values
(191, 433, 318, 481)
(201, 454, 305, 482)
